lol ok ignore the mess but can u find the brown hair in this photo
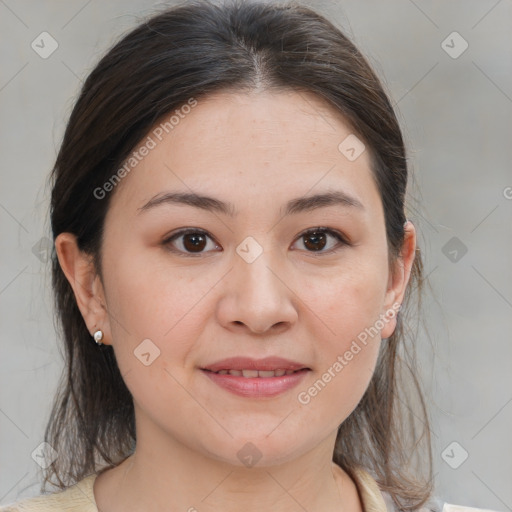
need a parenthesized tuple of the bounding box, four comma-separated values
(45, 0, 434, 509)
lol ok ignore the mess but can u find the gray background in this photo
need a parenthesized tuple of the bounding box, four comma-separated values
(1, 0, 511, 509)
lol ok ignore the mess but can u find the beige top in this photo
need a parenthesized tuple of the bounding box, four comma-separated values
(0, 467, 498, 512)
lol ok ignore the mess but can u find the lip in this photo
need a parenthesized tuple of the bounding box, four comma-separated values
(201, 356, 310, 373)
(201, 368, 310, 398)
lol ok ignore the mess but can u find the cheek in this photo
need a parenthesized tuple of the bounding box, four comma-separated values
(296, 344, 379, 434)
(115, 355, 204, 448)
(308, 257, 389, 344)
(103, 242, 218, 341)
(295, 274, 384, 423)
(299, 258, 386, 397)
(101, 245, 220, 401)
(319, 282, 383, 393)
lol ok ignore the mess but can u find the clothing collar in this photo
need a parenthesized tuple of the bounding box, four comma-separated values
(75, 465, 389, 512)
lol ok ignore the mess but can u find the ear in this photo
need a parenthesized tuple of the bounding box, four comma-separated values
(380, 221, 417, 339)
(54, 232, 112, 345)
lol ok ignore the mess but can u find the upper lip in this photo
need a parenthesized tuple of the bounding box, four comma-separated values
(201, 357, 310, 372)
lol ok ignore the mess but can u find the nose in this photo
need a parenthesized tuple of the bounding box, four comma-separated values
(215, 247, 298, 335)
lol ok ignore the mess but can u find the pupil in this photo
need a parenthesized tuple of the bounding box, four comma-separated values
(184, 233, 206, 252)
(304, 232, 326, 251)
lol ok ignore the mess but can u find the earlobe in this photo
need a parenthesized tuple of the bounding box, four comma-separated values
(380, 221, 416, 339)
(55, 232, 111, 344)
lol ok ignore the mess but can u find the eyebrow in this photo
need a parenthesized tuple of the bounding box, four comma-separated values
(137, 190, 364, 217)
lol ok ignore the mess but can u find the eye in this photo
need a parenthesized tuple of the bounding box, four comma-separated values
(292, 227, 349, 254)
(162, 227, 349, 257)
(163, 229, 221, 256)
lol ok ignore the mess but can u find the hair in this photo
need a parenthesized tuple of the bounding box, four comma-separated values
(44, 0, 434, 509)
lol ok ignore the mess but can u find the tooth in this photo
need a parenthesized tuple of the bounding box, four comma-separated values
(241, 369, 259, 378)
(218, 369, 298, 378)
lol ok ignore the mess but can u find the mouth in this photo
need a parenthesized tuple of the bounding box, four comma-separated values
(199, 366, 311, 398)
(199, 356, 311, 397)
(201, 356, 310, 374)
(201, 368, 308, 378)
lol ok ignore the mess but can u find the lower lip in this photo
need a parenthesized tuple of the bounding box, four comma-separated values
(201, 369, 310, 398)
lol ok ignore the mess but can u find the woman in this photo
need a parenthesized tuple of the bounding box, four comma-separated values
(0, 1, 496, 511)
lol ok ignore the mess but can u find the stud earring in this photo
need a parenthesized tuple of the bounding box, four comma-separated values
(93, 330, 104, 345)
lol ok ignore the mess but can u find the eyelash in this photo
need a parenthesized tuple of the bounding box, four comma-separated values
(162, 227, 350, 257)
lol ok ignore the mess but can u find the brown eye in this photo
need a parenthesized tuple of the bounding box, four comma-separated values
(303, 231, 327, 251)
(164, 229, 220, 255)
(163, 227, 348, 257)
(293, 228, 348, 254)
(183, 232, 207, 252)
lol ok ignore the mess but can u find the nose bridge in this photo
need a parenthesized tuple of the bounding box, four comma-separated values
(221, 234, 297, 332)
(234, 234, 283, 301)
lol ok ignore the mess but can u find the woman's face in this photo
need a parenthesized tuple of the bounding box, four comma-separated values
(60, 89, 414, 467)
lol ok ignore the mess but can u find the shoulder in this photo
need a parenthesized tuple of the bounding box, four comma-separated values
(350, 465, 501, 512)
(0, 474, 99, 512)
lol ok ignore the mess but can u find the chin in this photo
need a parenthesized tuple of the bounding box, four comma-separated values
(202, 432, 313, 469)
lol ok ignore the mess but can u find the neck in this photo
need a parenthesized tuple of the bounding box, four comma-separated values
(94, 422, 362, 512)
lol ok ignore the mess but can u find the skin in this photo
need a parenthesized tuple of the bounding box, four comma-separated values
(56, 89, 416, 512)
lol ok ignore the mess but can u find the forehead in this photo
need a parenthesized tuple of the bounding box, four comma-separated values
(107, 89, 380, 220)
